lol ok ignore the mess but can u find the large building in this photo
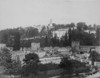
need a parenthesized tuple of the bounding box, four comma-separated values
(52, 28, 69, 38)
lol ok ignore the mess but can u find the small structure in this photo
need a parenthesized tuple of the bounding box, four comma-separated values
(0, 43, 6, 49)
(71, 41, 80, 48)
(71, 41, 80, 53)
(80, 46, 100, 53)
(31, 42, 40, 51)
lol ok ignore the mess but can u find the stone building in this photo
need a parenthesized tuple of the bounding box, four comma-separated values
(31, 42, 40, 51)
(71, 41, 80, 52)
(0, 43, 6, 49)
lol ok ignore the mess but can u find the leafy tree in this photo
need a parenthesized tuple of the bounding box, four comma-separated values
(40, 26, 47, 36)
(0, 48, 21, 76)
(53, 23, 66, 30)
(44, 35, 49, 47)
(59, 57, 90, 76)
(70, 23, 75, 27)
(51, 33, 59, 47)
(60, 32, 69, 47)
(44, 35, 52, 47)
(0, 31, 8, 43)
(59, 57, 73, 75)
(84, 33, 95, 46)
(38, 63, 59, 71)
(23, 53, 39, 64)
(77, 22, 88, 31)
(68, 28, 72, 46)
(20, 40, 31, 48)
(96, 27, 100, 46)
(25, 27, 39, 38)
(6, 59, 21, 75)
(0, 48, 11, 66)
(70, 28, 95, 46)
(63, 32, 69, 46)
(89, 49, 100, 65)
(40, 37, 46, 47)
(60, 36, 65, 47)
(13, 31, 20, 50)
(21, 53, 40, 76)
(6, 35, 15, 47)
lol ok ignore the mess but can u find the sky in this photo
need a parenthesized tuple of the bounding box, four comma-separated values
(0, 0, 100, 30)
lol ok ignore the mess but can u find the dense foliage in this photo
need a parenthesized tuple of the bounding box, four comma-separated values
(40, 22, 100, 47)
(0, 22, 100, 48)
(21, 53, 59, 77)
(21, 53, 40, 76)
(0, 48, 11, 66)
(89, 50, 100, 65)
(59, 57, 90, 75)
(0, 48, 21, 75)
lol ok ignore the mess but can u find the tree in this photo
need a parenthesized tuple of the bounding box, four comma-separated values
(6, 59, 21, 76)
(40, 26, 47, 36)
(70, 28, 95, 46)
(51, 33, 59, 47)
(0, 31, 8, 43)
(0, 48, 21, 77)
(21, 53, 40, 76)
(59, 57, 73, 75)
(13, 31, 20, 50)
(23, 53, 39, 64)
(68, 28, 72, 46)
(96, 27, 100, 46)
(44, 35, 49, 47)
(20, 40, 31, 48)
(25, 27, 39, 38)
(69, 23, 75, 28)
(6, 35, 15, 47)
(77, 22, 88, 31)
(44, 35, 52, 47)
(60, 32, 69, 47)
(89, 49, 100, 65)
(84, 33, 95, 46)
(59, 57, 90, 76)
(60, 36, 64, 47)
(63, 32, 69, 46)
(0, 48, 11, 66)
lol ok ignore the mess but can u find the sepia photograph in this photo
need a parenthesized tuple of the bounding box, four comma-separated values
(0, 0, 100, 78)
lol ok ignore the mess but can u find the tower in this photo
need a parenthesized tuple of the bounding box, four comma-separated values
(48, 19, 53, 29)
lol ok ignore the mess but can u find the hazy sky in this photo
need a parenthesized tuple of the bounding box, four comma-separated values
(0, 0, 100, 30)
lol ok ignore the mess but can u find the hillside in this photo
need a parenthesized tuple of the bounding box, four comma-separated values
(0, 22, 100, 49)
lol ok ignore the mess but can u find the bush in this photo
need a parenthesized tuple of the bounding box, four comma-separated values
(59, 57, 90, 75)
(38, 63, 59, 71)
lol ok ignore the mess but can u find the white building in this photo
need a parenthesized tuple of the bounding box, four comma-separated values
(52, 28, 69, 38)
